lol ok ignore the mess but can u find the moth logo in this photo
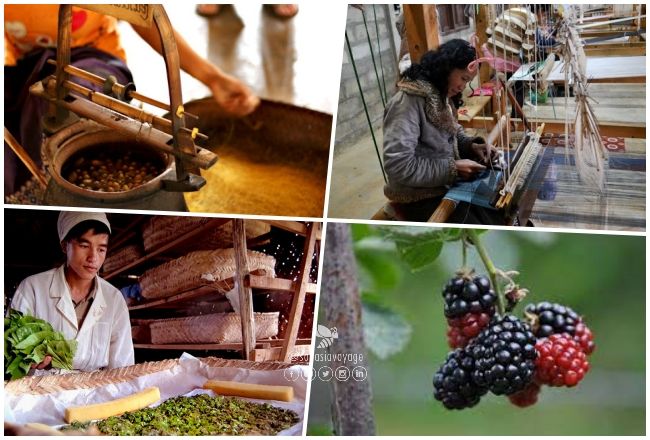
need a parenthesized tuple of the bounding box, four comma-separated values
(316, 325, 338, 348)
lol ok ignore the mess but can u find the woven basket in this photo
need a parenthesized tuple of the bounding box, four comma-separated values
(142, 217, 269, 252)
(180, 220, 271, 253)
(4, 357, 292, 396)
(103, 244, 143, 274)
(142, 216, 210, 251)
(139, 249, 276, 299)
(149, 312, 279, 344)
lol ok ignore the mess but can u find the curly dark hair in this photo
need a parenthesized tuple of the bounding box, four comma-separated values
(403, 39, 476, 107)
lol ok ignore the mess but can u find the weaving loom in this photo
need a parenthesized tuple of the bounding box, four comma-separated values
(428, 117, 547, 225)
(366, 5, 642, 227)
(429, 5, 624, 226)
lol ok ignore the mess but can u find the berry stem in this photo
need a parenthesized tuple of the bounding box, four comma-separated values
(461, 238, 468, 267)
(466, 229, 506, 315)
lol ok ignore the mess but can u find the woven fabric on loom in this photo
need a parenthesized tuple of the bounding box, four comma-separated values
(102, 244, 143, 274)
(540, 133, 626, 152)
(139, 249, 276, 299)
(149, 312, 280, 344)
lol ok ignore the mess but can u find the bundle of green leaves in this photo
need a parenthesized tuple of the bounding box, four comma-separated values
(4, 309, 77, 380)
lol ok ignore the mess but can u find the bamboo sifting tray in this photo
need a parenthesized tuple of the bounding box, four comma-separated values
(149, 312, 280, 344)
(102, 244, 143, 274)
(142, 216, 271, 252)
(4, 357, 292, 396)
(139, 248, 276, 299)
(142, 216, 210, 251)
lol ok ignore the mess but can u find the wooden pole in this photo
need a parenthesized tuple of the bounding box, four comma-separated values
(428, 199, 458, 223)
(4, 128, 48, 189)
(322, 223, 375, 435)
(232, 219, 255, 360)
(475, 5, 491, 85)
(403, 4, 440, 63)
(280, 222, 319, 362)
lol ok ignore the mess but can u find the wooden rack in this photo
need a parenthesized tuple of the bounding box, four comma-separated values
(104, 217, 320, 363)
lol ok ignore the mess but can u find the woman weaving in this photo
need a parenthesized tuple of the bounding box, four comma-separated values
(381, 39, 502, 223)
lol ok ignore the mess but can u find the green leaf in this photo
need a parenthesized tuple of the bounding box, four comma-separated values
(14, 330, 50, 351)
(354, 236, 396, 253)
(373, 226, 448, 271)
(6, 353, 26, 380)
(4, 309, 76, 380)
(362, 303, 412, 360)
(395, 238, 443, 272)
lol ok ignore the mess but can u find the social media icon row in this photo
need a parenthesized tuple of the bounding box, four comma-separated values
(283, 366, 368, 382)
(317, 366, 367, 382)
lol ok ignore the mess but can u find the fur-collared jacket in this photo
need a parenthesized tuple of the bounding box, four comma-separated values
(382, 78, 484, 203)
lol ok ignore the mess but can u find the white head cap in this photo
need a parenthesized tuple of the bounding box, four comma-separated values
(57, 211, 111, 242)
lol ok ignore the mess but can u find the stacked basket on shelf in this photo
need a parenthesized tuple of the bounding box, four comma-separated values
(103, 216, 283, 347)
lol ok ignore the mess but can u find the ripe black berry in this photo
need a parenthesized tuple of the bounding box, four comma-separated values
(525, 302, 595, 354)
(468, 315, 538, 395)
(525, 302, 580, 336)
(442, 274, 497, 318)
(433, 348, 487, 410)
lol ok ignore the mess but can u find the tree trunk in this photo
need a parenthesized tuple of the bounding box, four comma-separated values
(322, 223, 375, 435)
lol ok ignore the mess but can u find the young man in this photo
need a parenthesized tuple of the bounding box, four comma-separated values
(11, 211, 134, 373)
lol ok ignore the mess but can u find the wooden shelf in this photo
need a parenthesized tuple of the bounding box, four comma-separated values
(246, 274, 317, 294)
(111, 217, 321, 363)
(104, 219, 316, 281)
(127, 274, 314, 311)
(134, 339, 312, 351)
(103, 218, 230, 280)
(128, 285, 223, 311)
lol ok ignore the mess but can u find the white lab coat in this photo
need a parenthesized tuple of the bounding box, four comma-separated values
(11, 265, 134, 372)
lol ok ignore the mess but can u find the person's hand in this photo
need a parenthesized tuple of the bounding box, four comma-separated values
(206, 72, 260, 117)
(455, 159, 486, 180)
(31, 355, 52, 371)
(471, 142, 498, 165)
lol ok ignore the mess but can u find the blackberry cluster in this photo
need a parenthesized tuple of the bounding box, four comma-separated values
(443, 274, 497, 349)
(433, 348, 487, 410)
(443, 274, 497, 318)
(525, 302, 595, 354)
(468, 315, 537, 395)
(434, 273, 596, 411)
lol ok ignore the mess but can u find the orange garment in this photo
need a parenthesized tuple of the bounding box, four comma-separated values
(4, 5, 126, 66)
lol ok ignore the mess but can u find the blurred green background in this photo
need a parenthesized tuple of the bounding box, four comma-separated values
(308, 227, 645, 435)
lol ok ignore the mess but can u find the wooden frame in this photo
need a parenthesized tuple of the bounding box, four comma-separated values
(461, 117, 646, 139)
(114, 218, 321, 363)
(403, 4, 440, 63)
(584, 42, 646, 57)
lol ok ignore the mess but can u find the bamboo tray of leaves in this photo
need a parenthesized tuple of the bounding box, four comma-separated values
(60, 393, 300, 435)
(4, 357, 291, 396)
